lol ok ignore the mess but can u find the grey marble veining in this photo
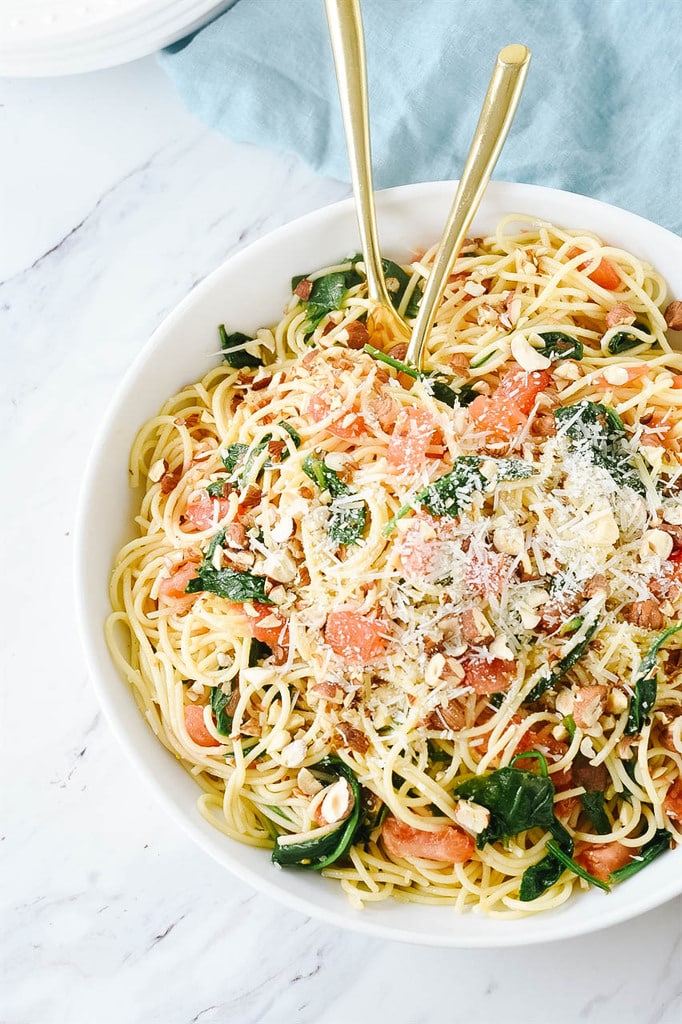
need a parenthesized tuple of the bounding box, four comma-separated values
(1, 57, 681, 1024)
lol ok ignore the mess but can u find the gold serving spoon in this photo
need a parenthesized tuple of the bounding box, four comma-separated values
(405, 43, 531, 370)
(325, 0, 409, 347)
(326, 0, 530, 369)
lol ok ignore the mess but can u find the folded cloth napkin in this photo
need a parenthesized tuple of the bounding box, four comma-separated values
(161, 0, 681, 234)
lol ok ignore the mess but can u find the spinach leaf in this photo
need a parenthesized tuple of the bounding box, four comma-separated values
(608, 321, 650, 355)
(302, 272, 349, 329)
(211, 685, 233, 736)
(455, 766, 559, 850)
(302, 454, 367, 546)
(526, 617, 601, 702)
(280, 421, 302, 449)
(554, 400, 646, 496)
(384, 455, 533, 534)
(519, 853, 566, 901)
(271, 757, 362, 870)
(545, 839, 610, 892)
(581, 791, 610, 834)
(205, 529, 226, 561)
(222, 443, 249, 474)
(625, 623, 682, 735)
(186, 564, 272, 604)
(219, 326, 263, 369)
(206, 478, 230, 498)
(364, 343, 477, 409)
(248, 638, 272, 666)
(538, 331, 584, 361)
(608, 829, 672, 883)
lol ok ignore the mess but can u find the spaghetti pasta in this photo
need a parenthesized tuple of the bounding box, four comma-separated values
(107, 215, 682, 915)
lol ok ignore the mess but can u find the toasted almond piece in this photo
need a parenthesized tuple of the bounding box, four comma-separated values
(603, 365, 629, 386)
(271, 515, 294, 544)
(606, 688, 629, 714)
(488, 635, 514, 661)
(268, 584, 288, 606)
(297, 767, 323, 797)
(555, 688, 574, 717)
(492, 525, 525, 556)
(453, 800, 490, 835)
(280, 738, 308, 768)
(510, 334, 551, 371)
(640, 528, 674, 561)
(320, 778, 353, 824)
(464, 280, 486, 297)
(263, 550, 298, 583)
(149, 458, 167, 483)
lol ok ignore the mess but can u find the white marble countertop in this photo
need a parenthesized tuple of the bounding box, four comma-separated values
(1, 56, 681, 1024)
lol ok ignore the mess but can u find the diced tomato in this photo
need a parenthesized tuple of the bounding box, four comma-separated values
(230, 602, 288, 652)
(381, 817, 475, 863)
(469, 369, 551, 440)
(567, 246, 621, 290)
(184, 704, 218, 747)
(325, 611, 388, 664)
(249, 604, 289, 649)
(495, 368, 553, 414)
(307, 391, 366, 439)
(388, 407, 442, 472)
(672, 376, 682, 390)
(575, 842, 634, 881)
(465, 550, 509, 597)
(463, 657, 516, 695)
(664, 777, 682, 822)
(158, 559, 201, 614)
(183, 492, 231, 531)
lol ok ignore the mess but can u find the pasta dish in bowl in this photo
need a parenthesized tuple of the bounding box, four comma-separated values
(76, 181, 682, 945)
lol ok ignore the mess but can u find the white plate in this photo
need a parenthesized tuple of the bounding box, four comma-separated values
(0, 0, 233, 77)
(75, 181, 682, 947)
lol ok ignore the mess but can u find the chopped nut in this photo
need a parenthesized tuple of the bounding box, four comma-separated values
(464, 280, 486, 297)
(268, 584, 288, 606)
(453, 800, 490, 835)
(297, 766, 323, 796)
(510, 334, 552, 371)
(334, 722, 370, 755)
(603, 689, 627, 717)
(268, 729, 292, 752)
(603, 365, 629, 387)
(320, 778, 353, 824)
(271, 515, 294, 543)
(555, 688, 574, 717)
(489, 635, 514, 661)
(280, 738, 308, 768)
(553, 361, 581, 381)
(149, 458, 167, 483)
(640, 528, 674, 561)
(460, 608, 494, 644)
(226, 549, 256, 569)
(664, 300, 682, 330)
(262, 549, 297, 583)
(492, 525, 525, 556)
(623, 600, 665, 630)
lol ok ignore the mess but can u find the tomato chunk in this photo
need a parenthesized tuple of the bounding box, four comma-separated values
(567, 246, 620, 290)
(382, 817, 475, 863)
(325, 611, 387, 664)
(307, 391, 366, 439)
(664, 777, 682, 822)
(469, 369, 550, 440)
(183, 492, 231, 531)
(159, 559, 201, 614)
(463, 657, 516, 695)
(388, 407, 442, 472)
(184, 704, 218, 747)
(575, 842, 634, 881)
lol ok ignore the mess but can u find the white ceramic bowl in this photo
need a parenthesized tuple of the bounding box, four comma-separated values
(75, 181, 682, 947)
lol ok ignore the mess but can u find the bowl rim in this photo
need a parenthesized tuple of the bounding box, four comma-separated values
(74, 179, 682, 947)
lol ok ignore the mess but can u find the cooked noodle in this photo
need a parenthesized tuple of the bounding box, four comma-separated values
(107, 215, 682, 915)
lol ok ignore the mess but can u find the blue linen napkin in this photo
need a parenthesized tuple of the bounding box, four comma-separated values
(160, 0, 682, 234)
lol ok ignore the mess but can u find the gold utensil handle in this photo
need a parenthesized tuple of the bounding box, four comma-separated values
(325, 0, 397, 315)
(405, 43, 531, 369)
